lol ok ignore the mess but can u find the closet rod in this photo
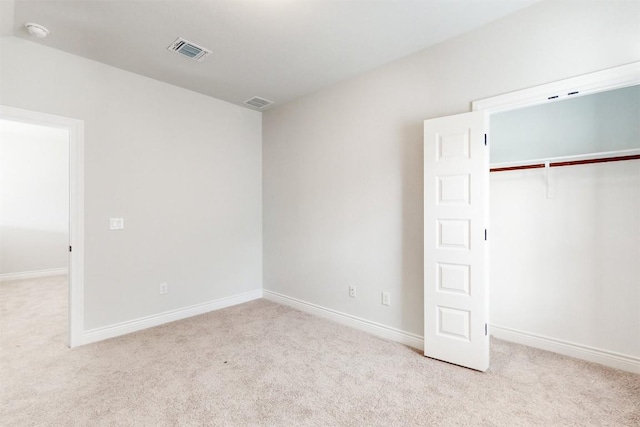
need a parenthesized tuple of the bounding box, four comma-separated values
(490, 154, 640, 173)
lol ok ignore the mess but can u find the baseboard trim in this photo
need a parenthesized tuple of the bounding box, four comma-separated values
(491, 324, 640, 374)
(81, 289, 263, 346)
(0, 268, 68, 282)
(263, 290, 424, 350)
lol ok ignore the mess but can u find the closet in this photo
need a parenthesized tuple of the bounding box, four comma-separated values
(490, 86, 640, 368)
(489, 84, 640, 369)
(423, 62, 639, 372)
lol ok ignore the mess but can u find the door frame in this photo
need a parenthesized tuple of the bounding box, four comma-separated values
(0, 105, 85, 348)
(472, 61, 640, 114)
(468, 61, 640, 371)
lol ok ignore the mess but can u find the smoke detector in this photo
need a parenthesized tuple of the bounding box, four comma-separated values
(24, 23, 49, 38)
(244, 97, 274, 110)
(167, 37, 211, 62)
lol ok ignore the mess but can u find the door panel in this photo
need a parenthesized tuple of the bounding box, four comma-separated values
(424, 111, 489, 371)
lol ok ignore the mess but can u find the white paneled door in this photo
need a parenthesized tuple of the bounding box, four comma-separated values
(424, 111, 490, 371)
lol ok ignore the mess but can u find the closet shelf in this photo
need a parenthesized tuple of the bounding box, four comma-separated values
(490, 149, 640, 173)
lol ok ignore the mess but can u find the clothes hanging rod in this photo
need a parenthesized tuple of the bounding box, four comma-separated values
(490, 150, 640, 173)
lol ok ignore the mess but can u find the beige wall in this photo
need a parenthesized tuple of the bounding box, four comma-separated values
(263, 0, 640, 351)
(0, 36, 262, 330)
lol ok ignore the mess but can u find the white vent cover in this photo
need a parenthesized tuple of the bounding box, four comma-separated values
(244, 96, 274, 109)
(167, 37, 211, 62)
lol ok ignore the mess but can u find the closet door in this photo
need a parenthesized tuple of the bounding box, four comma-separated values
(423, 111, 489, 371)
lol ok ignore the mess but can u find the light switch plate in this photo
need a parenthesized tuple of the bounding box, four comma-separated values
(382, 292, 391, 306)
(109, 218, 124, 230)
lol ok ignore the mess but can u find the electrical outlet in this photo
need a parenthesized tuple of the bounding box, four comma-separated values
(109, 217, 124, 230)
(349, 285, 356, 298)
(382, 291, 391, 306)
(159, 282, 168, 295)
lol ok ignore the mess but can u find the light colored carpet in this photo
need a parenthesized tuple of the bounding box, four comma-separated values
(1, 276, 639, 426)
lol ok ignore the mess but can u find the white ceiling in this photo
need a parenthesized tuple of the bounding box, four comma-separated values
(4, 0, 538, 110)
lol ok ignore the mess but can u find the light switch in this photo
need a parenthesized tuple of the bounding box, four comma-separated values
(109, 218, 124, 230)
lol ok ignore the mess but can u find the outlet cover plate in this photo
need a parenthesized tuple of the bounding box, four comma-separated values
(159, 282, 168, 295)
(109, 218, 124, 230)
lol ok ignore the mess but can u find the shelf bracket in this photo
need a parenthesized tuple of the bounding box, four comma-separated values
(545, 161, 555, 199)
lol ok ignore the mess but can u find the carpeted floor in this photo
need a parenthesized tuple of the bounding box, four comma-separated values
(1, 276, 639, 426)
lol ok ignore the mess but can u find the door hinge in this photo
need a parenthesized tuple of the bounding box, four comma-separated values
(485, 323, 488, 336)
(484, 133, 487, 146)
(69, 245, 72, 252)
(484, 229, 487, 241)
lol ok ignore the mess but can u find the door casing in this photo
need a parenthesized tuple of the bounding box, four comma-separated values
(0, 105, 85, 348)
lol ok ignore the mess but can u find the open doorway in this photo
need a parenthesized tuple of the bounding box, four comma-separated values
(0, 119, 70, 349)
(487, 84, 640, 372)
(0, 106, 84, 348)
(473, 63, 640, 373)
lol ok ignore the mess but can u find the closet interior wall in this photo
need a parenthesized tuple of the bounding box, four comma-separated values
(488, 85, 640, 364)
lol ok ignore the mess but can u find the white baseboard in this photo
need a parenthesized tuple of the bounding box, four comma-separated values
(0, 267, 68, 282)
(76, 287, 640, 374)
(260, 291, 640, 374)
(491, 324, 640, 374)
(81, 289, 263, 346)
(263, 290, 424, 350)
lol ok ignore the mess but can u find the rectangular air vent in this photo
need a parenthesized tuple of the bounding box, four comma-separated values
(167, 37, 211, 62)
(244, 96, 274, 109)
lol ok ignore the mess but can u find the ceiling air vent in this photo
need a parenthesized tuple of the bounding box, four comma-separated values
(167, 37, 211, 62)
(244, 96, 274, 110)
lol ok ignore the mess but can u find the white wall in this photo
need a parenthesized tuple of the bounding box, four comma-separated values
(0, 120, 69, 275)
(263, 0, 640, 356)
(491, 161, 640, 357)
(0, 36, 262, 330)
(491, 85, 640, 163)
